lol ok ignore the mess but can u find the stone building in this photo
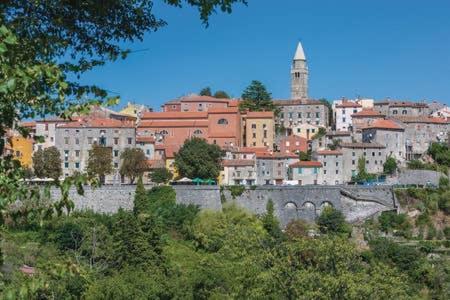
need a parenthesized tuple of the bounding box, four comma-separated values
(333, 100, 363, 131)
(313, 150, 345, 185)
(242, 111, 275, 150)
(373, 101, 429, 117)
(288, 160, 322, 185)
(362, 119, 406, 163)
(55, 118, 136, 183)
(34, 118, 70, 152)
(136, 136, 155, 160)
(392, 116, 450, 160)
(275, 99, 329, 131)
(340, 142, 386, 181)
(291, 42, 308, 99)
(255, 152, 298, 185)
(351, 109, 386, 131)
(222, 159, 257, 185)
(279, 135, 308, 154)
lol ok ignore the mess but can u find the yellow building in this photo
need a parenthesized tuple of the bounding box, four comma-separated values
(120, 102, 150, 119)
(243, 111, 275, 150)
(10, 136, 34, 167)
(292, 123, 323, 140)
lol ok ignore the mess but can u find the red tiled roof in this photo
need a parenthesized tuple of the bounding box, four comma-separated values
(245, 111, 274, 118)
(178, 95, 232, 103)
(326, 130, 351, 137)
(335, 101, 362, 108)
(138, 120, 209, 128)
(341, 142, 385, 149)
(231, 147, 268, 154)
(316, 150, 343, 155)
(256, 152, 298, 159)
(141, 111, 208, 120)
(393, 116, 449, 124)
(388, 101, 428, 108)
(208, 107, 239, 114)
(147, 159, 165, 169)
(289, 161, 322, 168)
(20, 121, 36, 128)
(136, 136, 155, 143)
(59, 118, 134, 128)
(222, 159, 255, 167)
(228, 100, 239, 107)
(351, 109, 385, 118)
(363, 119, 404, 130)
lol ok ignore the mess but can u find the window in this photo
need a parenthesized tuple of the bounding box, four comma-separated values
(378, 152, 381, 156)
(307, 112, 311, 118)
(75, 138, 79, 145)
(248, 171, 253, 177)
(99, 136, 106, 146)
(336, 170, 339, 174)
(252, 133, 256, 138)
(297, 128, 301, 133)
(146, 149, 150, 155)
(342, 117, 346, 123)
(372, 152, 375, 157)
(352, 160, 355, 165)
(324, 170, 327, 174)
(375, 160, 378, 164)
(289, 112, 293, 119)
(218, 118, 228, 125)
(45, 124, 49, 131)
(75, 150, 80, 157)
(311, 129, 315, 133)
(50, 137, 54, 142)
(64, 137, 69, 145)
(88, 137, 93, 144)
(393, 110, 398, 115)
(64, 162, 69, 168)
(114, 162, 119, 168)
(336, 162, 339, 166)
(352, 152, 355, 157)
(313, 168, 318, 174)
(298, 168, 303, 174)
(251, 123, 256, 129)
(75, 162, 80, 169)
(263, 124, 267, 129)
(298, 112, 302, 118)
(324, 162, 327, 166)
(316, 112, 320, 118)
(236, 171, 241, 177)
(114, 150, 119, 157)
(128, 137, 132, 144)
(263, 131, 267, 138)
(193, 129, 202, 135)
(160, 130, 169, 136)
(114, 137, 119, 145)
(402, 110, 407, 115)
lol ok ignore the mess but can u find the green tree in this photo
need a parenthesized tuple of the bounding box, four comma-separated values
(120, 148, 148, 184)
(299, 151, 311, 161)
(174, 137, 223, 179)
(317, 206, 351, 235)
(133, 176, 147, 215)
(239, 80, 276, 112)
(32, 146, 62, 180)
(261, 199, 282, 240)
(199, 87, 212, 96)
(383, 156, 397, 175)
(87, 144, 113, 184)
(214, 90, 230, 98)
(150, 168, 173, 184)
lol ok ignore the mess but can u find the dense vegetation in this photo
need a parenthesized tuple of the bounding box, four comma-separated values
(1, 185, 449, 299)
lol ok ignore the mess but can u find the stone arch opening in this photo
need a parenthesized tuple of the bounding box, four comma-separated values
(302, 201, 315, 210)
(284, 202, 298, 210)
(320, 201, 333, 209)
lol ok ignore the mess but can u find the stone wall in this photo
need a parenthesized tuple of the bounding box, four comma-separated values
(51, 185, 397, 226)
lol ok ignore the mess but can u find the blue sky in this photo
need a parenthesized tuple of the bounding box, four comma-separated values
(79, 0, 450, 110)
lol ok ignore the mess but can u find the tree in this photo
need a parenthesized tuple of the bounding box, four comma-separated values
(285, 219, 309, 240)
(383, 156, 397, 175)
(299, 151, 311, 161)
(239, 80, 277, 113)
(150, 168, 173, 184)
(261, 199, 282, 240)
(120, 148, 148, 184)
(87, 144, 113, 184)
(199, 87, 212, 96)
(133, 176, 147, 215)
(32, 146, 62, 180)
(174, 137, 223, 179)
(214, 90, 230, 98)
(317, 206, 351, 235)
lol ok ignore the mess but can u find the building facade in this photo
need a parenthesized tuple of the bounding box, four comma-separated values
(291, 42, 308, 99)
(275, 99, 329, 130)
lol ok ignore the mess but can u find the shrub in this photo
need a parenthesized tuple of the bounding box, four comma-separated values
(285, 220, 309, 240)
(317, 207, 351, 236)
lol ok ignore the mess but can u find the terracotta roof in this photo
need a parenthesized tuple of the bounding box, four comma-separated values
(274, 99, 324, 106)
(256, 152, 298, 159)
(363, 119, 404, 130)
(222, 159, 255, 167)
(59, 118, 134, 128)
(138, 120, 209, 128)
(351, 109, 385, 118)
(289, 161, 322, 168)
(341, 142, 385, 149)
(316, 150, 343, 155)
(280, 135, 308, 143)
(136, 136, 155, 143)
(326, 130, 351, 137)
(178, 95, 232, 103)
(389, 101, 428, 108)
(245, 111, 274, 118)
(141, 111, 208, 120)
(393, 116, 449, 124)
(335, 101, 362, 108)
(147, 159, 165, 169)
(228, 100, 239, 107)
(207, 107, 239, 114)
(230, 147, 268, 154)
(20, 121, 36, 128)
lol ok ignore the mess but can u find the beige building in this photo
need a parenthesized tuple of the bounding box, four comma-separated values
(242, 111, 275, 150)
(291, 123, 322, 140)
(288, 160, 322, 185)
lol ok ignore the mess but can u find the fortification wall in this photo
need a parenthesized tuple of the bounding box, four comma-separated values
(50, 185, 396, 226)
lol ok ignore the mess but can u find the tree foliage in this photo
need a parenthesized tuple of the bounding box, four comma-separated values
(213, 90, 230, 98)
(174, 137, 223, 179)
(239, 80, 277, 112)
(32, 146, 62, 180)
(86, 144, 113, 182)
(199, 87, 212, 96)
(150, 168, 173, 184)
(383, 156, 397, 175)
(120, 148, 148, 184)
(317, 206, 351, 235)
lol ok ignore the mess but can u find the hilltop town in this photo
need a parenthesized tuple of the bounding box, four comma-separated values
(5, 43, 449, 187)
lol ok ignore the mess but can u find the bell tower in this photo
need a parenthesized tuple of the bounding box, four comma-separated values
(291, 42, 309, 99)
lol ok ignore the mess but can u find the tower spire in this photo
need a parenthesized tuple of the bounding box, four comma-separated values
(294, 41, 306, 61)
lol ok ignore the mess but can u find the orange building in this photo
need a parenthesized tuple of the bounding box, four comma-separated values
(9, 135, 34, 167)
(161, 95, 239, 112)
